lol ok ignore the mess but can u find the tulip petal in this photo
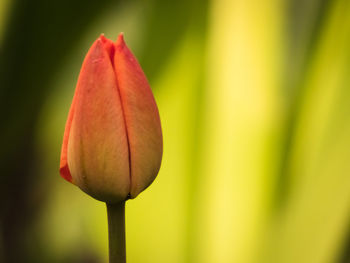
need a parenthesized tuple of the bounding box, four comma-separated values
(59, 94, 76, 183)
(114, 34, 163, 198)
(67, 37, 130, 202)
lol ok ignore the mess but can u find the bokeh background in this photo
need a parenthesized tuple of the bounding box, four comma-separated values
(1, 0, 350, 262)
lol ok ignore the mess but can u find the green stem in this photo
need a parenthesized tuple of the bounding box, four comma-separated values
(106, 201, 126, 263)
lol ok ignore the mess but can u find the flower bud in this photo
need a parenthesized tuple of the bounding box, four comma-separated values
(59, 34, 163, 203)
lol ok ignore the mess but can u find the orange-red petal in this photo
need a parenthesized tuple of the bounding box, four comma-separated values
(113, 34, 163, 198)
(66, 37, 130, 202)
(59, 93, 76, 183)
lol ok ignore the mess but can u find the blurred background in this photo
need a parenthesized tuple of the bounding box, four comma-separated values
(1, 0, 350, 262)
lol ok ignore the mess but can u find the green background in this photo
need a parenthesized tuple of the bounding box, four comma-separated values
(0, 0, 349, 262)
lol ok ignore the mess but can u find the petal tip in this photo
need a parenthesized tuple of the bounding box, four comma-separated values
(116, 32, 125, 46)
(99, 33, 108, 43)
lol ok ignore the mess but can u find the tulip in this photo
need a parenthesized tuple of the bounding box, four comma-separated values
(59, 33, 163, 203)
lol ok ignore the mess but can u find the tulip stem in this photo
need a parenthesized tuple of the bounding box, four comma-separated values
(106, 201, 126, 263)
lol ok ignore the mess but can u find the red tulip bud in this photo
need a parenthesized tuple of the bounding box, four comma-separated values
(59, 34, 163, 203)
